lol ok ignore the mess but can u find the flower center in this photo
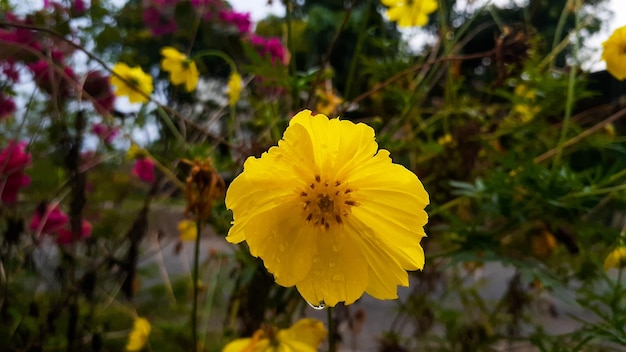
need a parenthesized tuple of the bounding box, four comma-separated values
(300, 174, 357, 230)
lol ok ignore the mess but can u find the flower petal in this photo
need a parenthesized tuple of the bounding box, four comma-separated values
(243, 201, 317, 286)
(278, 318, 327, 350)
(296, 228, 369, 306)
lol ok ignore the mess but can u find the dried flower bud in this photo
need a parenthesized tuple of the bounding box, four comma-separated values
(183, 158, 225, 221)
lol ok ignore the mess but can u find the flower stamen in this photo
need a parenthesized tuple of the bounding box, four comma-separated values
(300, 175, 356, 230)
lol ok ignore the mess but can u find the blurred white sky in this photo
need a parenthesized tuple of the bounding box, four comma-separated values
(230, 0, 625, 72)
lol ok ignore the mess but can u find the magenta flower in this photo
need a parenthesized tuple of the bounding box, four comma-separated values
(2, 62, 20, 82)
(142, 7, 177, 36)
(249, 34, 287, 65)
(29, 205, 69, 235)
(220, 10, 252, 34)
(133, 157, 155, 183)
(0, 94, 16, 120)
(92, 123, 119, 144)
(0, 141, 31, 204)
(71, 0, 88, 16)
(28, 59, 76, 98)
(83, 71, 115, 114)
(57, 220, 92, 245)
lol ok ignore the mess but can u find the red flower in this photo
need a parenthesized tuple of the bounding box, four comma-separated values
(133, 157, 155, 183)
(0, 141, 31, 204)
(29, 205, 69, 235)
(57, 220, 92, 245)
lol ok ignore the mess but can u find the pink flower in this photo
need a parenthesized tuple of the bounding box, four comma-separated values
(92, 123, 119, 144)
(0, 141, 31, 204)
(83, 71, 115, 114)
(29, 205, 69, 235)
(133, 157, 155, 183)
(57, 220, 92, 245)
(142, 7, 177, 36)
(28, 59, 76, 98)
(0, 94, 16, 120)
(220, 10, 252, 34)
(71, 0, 88, 16)
(248, 34, 287, 65)
(2, 62, 20, 82)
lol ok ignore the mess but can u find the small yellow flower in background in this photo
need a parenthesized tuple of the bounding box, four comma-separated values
(222, 318, 327, 352)
(126, 317, 151, 351)
(512, 84, 540, 123)
(126, 143, 145, 160)
(227, 72, 243, 107)
(160, 47, 200, 92)
(178, 219, 197, 241)
(437, 133, 454, 146)
(604, 246, 626, 271)
(531, 230, 557, 258)
(382, 0, 438, 28)
(602, 25, 626, 81)
(225, 110, 429, 307)
(315, 88, 343, 116)
(110, 63, 153, 104)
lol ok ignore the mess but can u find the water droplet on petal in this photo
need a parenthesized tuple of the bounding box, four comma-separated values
(278, 244, 286, 252)
(307, 300, 326, 310)
(332, 274, 345, 282)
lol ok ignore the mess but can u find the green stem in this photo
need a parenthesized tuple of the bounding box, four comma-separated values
(552, 0, 581, 168)
(344, 0, 371, 99)
(327, 306, 335, 352)
(191, 220, 203, 350)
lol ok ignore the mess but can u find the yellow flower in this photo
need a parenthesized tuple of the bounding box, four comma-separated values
(126, 143, 145, 160)
(160, 47, 199, 92)
(315, 89, 343, 116)
(178, 219, 197, 241)
(222, 318, 327, 352)
(110, 63, 153, 104)
(227, 72, 243, 106)
(382, 0, 438, 28)
(512, 84, 540, 123)
(602, 25, 626, 81)
(225, 110, 429, 306)
(603, 246, 626, 271)
(125, 317, 151, 351)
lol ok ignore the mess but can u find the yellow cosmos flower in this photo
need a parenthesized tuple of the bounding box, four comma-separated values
(225, 110, 429, 307)
(177, 219, 197, 241)
(315, 89, 343, 116)
(602, 25, 626, 81)
(222, 318, 327, 352)
(227, 72, 243, 107)
(382, 0, 438, 28)
(125, 317, 151, 351)
(110, 63, 153, 104)
(160, 47, 200, 92)
(604, 246, 626, 271)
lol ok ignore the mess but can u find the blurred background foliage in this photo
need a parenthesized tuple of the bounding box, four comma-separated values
(1, 0, 626, 351)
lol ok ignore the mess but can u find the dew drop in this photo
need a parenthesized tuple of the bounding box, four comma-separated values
(328, 262, 336, 268)
(278, 244, 286, 252)
(332, 274, 345, 282)
(307, 300, 326, 310)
